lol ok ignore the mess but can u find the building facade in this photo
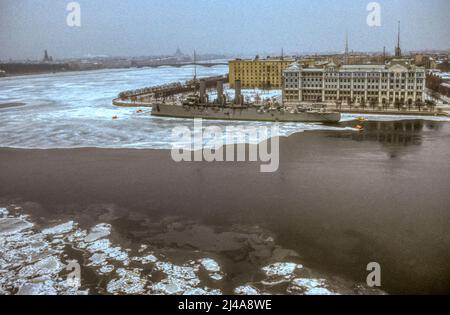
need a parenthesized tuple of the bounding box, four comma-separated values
(283, 60, 426, 106)
(229, 57, 296, 89)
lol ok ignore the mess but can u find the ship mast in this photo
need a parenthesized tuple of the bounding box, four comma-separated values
(344, 31, 349, 65)
(193, 50, 197, 81)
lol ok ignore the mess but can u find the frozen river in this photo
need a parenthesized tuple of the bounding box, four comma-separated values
(1, 66, 449, 149)
(0, 66, 357, 149)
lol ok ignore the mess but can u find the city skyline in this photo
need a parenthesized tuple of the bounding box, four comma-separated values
(0, 0, 449, 60)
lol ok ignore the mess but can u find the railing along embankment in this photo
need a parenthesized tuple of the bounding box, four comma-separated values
(113, 75, 229, 107)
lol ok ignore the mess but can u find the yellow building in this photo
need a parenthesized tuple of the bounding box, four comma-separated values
(229, 58, 295, 89)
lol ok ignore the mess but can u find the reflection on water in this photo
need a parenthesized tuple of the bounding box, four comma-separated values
(332, 120, 449, 160)
(351, 120, 441, 145)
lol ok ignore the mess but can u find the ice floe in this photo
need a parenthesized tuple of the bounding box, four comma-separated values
(0, 207, 9, 217)
(199, 258, 220, 273)
(86, 239, 112, 252)
(262, 262, 302, 277)
(84, 223, 111, 242)
(16, 281, 58, 295)
(287, 278, 336, 295)
(0, 218, 33, 235)
(42, 221, 75, 235)
(107, 268, 146, 295)
(99, 265, 115, 274)
(234, 285, 260, 295)
(199, 258, 224, 281)
(132, 254, 158, 264)
(88, 253, 108, 267)
(18, 256, 63, 278)
(0, 215, 86, 295)
(149, 261, 221, 295)
(261, 262, 303, 286)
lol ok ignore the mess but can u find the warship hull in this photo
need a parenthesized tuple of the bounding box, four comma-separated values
(151, 104, 341, 123)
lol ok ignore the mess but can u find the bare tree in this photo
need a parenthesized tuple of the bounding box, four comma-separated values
(360, 98, 366, 109)
(415, 99, 422, 111)
(348, 97, 353, 110)
(395, 99, 401, 111)
(425, 100, 436, 112)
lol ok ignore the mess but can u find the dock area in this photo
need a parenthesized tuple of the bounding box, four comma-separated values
(114, 75, 228, 106)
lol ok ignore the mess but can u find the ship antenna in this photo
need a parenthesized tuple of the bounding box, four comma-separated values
(345, 31, 349, 65)
(194, 50, 197, 81)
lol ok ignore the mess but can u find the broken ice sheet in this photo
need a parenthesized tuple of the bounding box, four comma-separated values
(42, 221, 75, 236)
(88, 253, 108, 267)
(107, 268, 146, 295)
(86, 239, 112, 252)
(234, 285, 260, 295)
(0, 218, 33, 235)
(0, 207, 383, 295)
(0, 207, 9, 217)
(199, 258, 220, 273)
(84, 223, 111, 243)
(99, 265, 115, 274)
(261, 262, 303, 286)
(18, 256, 63, 278)
(132, 254, 158, 264)
(288, 278, 336, 295)
(262, 262, 302, 277)
(16, 281, 58, 295)
(148, 261, 222, 295)
(198, 258, 225, 281)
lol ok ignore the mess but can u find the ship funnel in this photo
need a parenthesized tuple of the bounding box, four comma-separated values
(199, 79, 207, 104)
(216, 80, 224, 105)
(234, 80, 242, 105)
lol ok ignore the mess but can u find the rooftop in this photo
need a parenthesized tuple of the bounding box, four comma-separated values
(285, 62, 301, 71)
(231, 57, 296, 63)
(341, 64, 385, 70)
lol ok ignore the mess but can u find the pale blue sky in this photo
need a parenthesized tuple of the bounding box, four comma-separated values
(0, 0, 449, 60)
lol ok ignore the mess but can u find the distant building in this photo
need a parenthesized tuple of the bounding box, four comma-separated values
(414, 54, 426, 66)
(43, 49, 53, 63)
(228, 57, 296, 89)
(0, 69, 6, 77)
(283, 60, 426, 105)
(416, 55, 438, 69)
(175, 48, 183, 57)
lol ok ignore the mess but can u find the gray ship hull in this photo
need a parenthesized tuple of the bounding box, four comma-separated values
(152, 104, 341, 123)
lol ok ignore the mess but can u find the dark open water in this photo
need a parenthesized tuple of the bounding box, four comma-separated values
(1, 119, 449, 294)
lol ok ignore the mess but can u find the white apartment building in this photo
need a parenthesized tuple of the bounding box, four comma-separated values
(283, 60, 426, 107)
